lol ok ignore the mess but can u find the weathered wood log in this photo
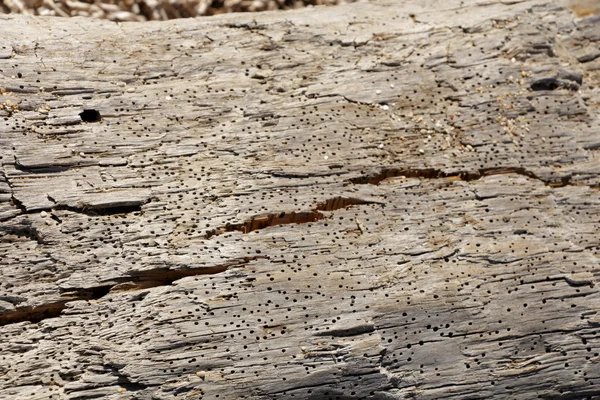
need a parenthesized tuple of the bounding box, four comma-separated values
(1, 1, 600, 399)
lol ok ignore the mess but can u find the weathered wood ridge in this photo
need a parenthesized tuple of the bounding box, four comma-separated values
(1, 1, 600, 399)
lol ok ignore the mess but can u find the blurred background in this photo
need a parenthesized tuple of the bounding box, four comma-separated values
(0, 0, 360, 21)
(0, 0, 597, 23)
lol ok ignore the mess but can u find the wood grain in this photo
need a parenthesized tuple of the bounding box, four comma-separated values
(1, 1, 599, 399)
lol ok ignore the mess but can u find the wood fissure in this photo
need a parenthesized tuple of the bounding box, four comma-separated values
(50, 203, 144, 217)
(205, 196, 382, 239)
(350, 166, 574, 188)
(0, 301, 68, 326)
(0, 257, 258, 327)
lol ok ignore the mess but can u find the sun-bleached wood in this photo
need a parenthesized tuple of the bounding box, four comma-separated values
(1, 1, 600, 399)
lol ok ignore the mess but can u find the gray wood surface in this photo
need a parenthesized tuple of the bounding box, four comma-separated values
(1, 1, 600, 399)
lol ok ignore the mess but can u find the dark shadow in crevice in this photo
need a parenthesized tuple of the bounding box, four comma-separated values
(314, 323, 375, 338)
(204, 196, 382, 239)
(0, 301, 67, 326)
(105, 365, 149, 391)
(9, 195, 27, 213)
(349, 167, 570, 188)
(45, 195, 145, 217)
(0, 257, 258, 327)
(7, 194, 147, 218)
(14, 162, 73, 174)
(0, 218, 47, 244)
(55, 204, 143, 217)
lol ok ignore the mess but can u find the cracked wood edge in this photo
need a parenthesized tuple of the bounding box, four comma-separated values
(1, 0, 600, 399)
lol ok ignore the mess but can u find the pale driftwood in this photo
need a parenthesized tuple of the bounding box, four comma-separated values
(1, 1, 600, 399)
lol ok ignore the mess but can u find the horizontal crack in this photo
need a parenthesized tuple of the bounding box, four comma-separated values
(14, 162, 74, 174)
(52, 203, 143, 217)
(314, 322, 376, 338)
(45, 195, 147, 217)
(3, 194, 150, 218)
(305, 92, 369, 106)
(0, 257, 259, 327)
(350, 167, 571, 188)
(204, 196, 383, 239)
(0, 301, 68, 326)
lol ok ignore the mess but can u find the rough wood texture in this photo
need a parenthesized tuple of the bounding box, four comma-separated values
(1, 1, 600, 399)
